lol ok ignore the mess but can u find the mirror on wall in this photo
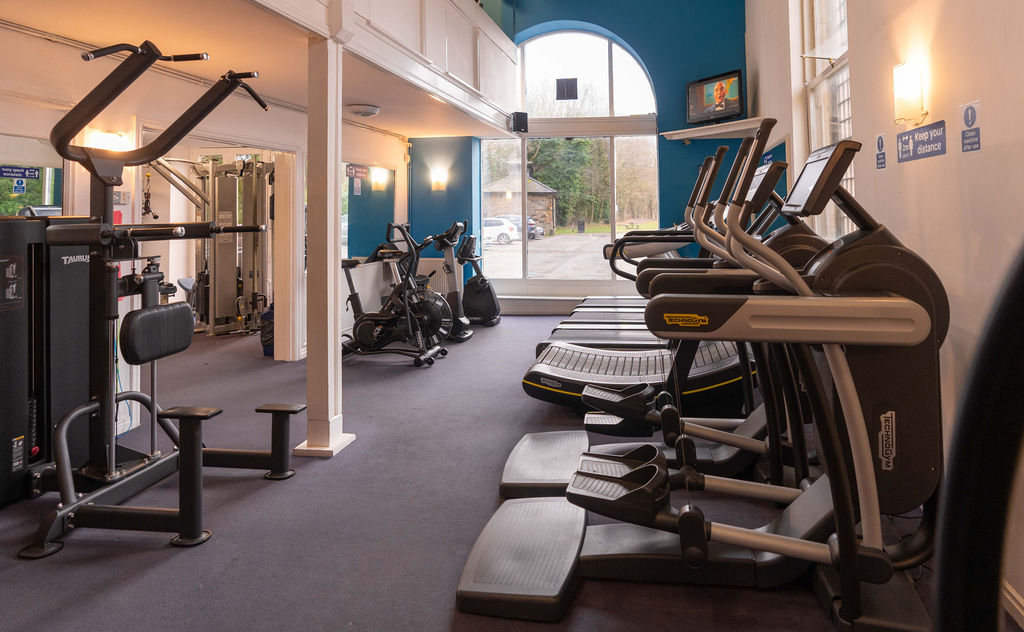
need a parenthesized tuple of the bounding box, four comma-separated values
(0, 134, 63, 216)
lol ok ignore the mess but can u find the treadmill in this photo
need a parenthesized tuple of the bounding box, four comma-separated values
(524, 146, 790, 416)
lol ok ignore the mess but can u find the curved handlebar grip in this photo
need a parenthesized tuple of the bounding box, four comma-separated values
(52, 43, 268, 167)
(714, 137, 755, 207)
(697, 146, 729, 207)
(731, 118, 777, 205)
(240, 82, 269, 111)
(686, 157, 714, 209)
(82, 43, 142, 61)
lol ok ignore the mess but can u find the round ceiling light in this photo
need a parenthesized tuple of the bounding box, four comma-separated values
(345, 104, 381, 118)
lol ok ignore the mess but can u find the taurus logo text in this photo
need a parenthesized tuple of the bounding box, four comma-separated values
(61, 255, 90, 265)
(878, 411, 896, 471)
(663, 313, 709, 327)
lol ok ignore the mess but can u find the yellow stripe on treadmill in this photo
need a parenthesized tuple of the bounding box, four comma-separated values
(522, 370, 755, 398)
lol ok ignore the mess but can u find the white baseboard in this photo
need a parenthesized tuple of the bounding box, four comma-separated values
(498, 295, 577, 315)
(1003, 579, 1024, 628)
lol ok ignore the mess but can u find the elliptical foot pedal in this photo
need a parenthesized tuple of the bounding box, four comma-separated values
(566, 463, 670, 526)
(457, 497, 585, 621)
(581, 383, 655, 420)
(500, 431, 590, 498)
(583, 413, 655, 437)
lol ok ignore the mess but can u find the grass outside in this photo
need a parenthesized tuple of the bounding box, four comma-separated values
(552, 220, 659, 235)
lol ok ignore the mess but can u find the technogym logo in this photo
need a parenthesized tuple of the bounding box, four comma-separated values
(61, 255, 90, 265)
(663, 313, 709, 327)
(539, 378, 562, 389)
(878, 411, 896, 471)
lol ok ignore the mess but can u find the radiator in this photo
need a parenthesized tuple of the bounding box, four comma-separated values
(417, 258, 463, 295)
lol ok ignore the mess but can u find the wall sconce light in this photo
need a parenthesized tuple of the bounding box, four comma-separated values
(84, 129, 133, 151)
(505, 191, 513, 200)
(430, 167, 448, 191)
(893, 61, 928, 126)
(370, 167, 388, 192)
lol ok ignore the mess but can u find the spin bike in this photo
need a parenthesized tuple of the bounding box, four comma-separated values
(342, 223, 452, 366)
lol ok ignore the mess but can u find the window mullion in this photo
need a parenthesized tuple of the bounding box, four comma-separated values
(520, 135, 528, 281)
(609, 135, 617, 282)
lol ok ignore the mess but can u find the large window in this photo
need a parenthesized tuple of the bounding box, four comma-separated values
(804, 0, 853, 239)
(482, 31, 658, 285)
(0, 134, 63, 215)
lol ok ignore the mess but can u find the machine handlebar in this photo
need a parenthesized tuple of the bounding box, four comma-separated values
(52, 41, 268, 167)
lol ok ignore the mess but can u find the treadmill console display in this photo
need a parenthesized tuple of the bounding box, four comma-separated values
(781, 140, 861, 218)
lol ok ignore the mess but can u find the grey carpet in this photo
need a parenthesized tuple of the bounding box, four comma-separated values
(0, 315, 1007, 631)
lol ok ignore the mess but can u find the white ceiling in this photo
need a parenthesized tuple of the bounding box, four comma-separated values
(0, 0, 504, 138)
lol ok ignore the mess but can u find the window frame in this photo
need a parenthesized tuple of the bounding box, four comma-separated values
(481, 30, 659, 295)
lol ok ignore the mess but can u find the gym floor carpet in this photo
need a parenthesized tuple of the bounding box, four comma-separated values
(0, 316, 1017, 631)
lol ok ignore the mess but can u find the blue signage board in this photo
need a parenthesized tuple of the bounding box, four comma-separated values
(13, 178, 26, 194)
(875, 134, 886, 169)
(960, 101, 981, 153)
(896, 120, 946, 163)
(0, 166, 40, 179)
(962, 128, 981, 152)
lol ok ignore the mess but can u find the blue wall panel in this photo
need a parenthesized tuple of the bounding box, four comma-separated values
(348, 168, 395, 258)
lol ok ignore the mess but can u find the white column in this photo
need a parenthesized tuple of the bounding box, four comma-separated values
(295, 36, 355, 457)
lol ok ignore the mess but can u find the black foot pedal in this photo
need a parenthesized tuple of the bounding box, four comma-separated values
(581, 383, 655, 420)
(500, 431, 589, 499)
(583, 412, 656, 437)
(566, 462, 670, 526)
(457, 497, 585, 621)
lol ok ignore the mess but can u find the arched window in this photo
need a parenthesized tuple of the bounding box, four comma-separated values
(481, 29, 660, 289)
(522, 31, 656, 119)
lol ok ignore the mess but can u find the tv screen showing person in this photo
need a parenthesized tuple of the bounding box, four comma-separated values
(687, 70, 744, 125)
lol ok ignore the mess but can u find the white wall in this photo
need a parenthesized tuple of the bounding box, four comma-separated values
(844, 0, 1024, 618)
(342, 123, 409, 222)
(744, 0, 807, 187)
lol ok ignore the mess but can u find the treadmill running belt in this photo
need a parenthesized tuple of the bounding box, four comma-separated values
(522, 340, 746, 417)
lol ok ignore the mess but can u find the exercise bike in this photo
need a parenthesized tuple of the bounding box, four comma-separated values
(342, 223, 452, 366)
(433, 220, 473, 342)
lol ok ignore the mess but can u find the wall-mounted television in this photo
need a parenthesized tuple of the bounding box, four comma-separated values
(686, 69, 744, 125)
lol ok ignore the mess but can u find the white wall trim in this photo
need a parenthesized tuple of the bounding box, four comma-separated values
(0, 88, 73, 111)
(1003, 579, 1024, 629)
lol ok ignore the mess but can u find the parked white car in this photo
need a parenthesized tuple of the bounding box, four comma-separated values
(482, 217, 521, 244)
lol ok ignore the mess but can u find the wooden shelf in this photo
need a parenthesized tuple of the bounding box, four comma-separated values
(660, 117, 766, 143)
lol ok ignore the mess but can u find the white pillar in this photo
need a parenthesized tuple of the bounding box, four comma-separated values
(294, 36, 355, 457)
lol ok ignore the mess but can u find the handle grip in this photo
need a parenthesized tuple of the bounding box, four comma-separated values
(82, 43, 142, 61)
(159, 52, 210, 62)
(212, 224, 267, 234)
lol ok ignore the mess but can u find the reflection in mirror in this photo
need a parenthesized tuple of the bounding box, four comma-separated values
(0, 134, 63, 216)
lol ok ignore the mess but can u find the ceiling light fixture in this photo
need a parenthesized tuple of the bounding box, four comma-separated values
(345, 104, 381, 118)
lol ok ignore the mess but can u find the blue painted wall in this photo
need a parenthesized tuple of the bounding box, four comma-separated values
(499, 1, 748, 227)
(348, 168, 395, 258)
(408, 137, 481, 277)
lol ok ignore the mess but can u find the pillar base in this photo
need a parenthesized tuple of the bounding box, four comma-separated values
(293, 433, 355, 458)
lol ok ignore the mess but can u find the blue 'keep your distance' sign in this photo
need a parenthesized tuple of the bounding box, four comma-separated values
(896, 121, 946, 163)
